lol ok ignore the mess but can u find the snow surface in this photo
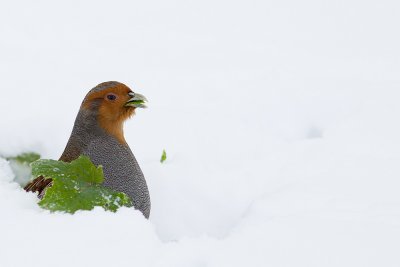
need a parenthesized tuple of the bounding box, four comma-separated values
(1, 0, 400, 266)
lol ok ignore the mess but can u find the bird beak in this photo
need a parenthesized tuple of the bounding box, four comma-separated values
(125, 92, 148, 108)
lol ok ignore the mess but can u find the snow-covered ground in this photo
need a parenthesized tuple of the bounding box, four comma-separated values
(1, 0, 400, 266)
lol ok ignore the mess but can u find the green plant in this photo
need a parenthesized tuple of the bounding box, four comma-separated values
(31, 156, 132, 213)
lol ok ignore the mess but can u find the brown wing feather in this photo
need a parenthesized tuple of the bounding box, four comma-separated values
(24, 176, 53, 199)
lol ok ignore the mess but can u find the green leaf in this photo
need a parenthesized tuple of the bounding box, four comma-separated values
(131, 100, 145, 105)
(7, 152, 41, 164)
(160, 149, 167, 163)
(31, 156, 132, 213)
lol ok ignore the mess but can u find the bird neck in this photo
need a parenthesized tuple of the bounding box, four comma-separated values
(98, 116, 127, 145)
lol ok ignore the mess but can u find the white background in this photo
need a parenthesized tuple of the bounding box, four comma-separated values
(0, 0, 400, 266)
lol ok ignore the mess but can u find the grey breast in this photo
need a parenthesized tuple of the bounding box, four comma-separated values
(61, 99, 151, 218)
(83, 134, 151, 219)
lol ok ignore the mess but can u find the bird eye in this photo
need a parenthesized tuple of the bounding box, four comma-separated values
(106, 94, 117, 101)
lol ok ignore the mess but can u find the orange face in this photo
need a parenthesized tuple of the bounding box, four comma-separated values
(81, 81, 147, 144)
(83, 83, 134, 120)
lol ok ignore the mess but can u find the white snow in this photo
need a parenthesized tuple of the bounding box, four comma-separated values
(1, 0, 400, 266)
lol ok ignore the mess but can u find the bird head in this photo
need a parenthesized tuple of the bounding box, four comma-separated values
(80, 81, 147, 144)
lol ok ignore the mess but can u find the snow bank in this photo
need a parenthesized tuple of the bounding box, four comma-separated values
(1, 0, 400, 266)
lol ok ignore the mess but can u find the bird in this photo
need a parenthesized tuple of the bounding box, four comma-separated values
(24, 81, 151, 218)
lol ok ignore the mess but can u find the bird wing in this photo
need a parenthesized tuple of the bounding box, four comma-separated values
(24, 176, 52, 199)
